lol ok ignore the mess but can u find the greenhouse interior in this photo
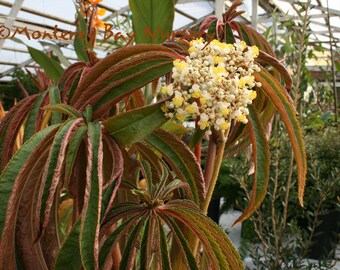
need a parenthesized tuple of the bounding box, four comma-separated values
(0, 0, 339, 269)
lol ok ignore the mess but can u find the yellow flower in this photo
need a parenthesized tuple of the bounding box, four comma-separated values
(251, 45, 259, 58)
(213, 67, 226, 75)
(237, 114, 247, 122)
(173, 59, 188, 73)
(212, 39, 227, 49)
(249, 90, 257, 100)
(189, 37, 204, 47)
(192, 90, 202, 99)
(238, 77, 247, 88)
(200, 97, 207, 104)
(239, 41, 247, 49)
(226, 43, 234, 49)
(221, 107, 230, 116)
(214, 74, 222, 81)
(199, 121, 209, 129)
(161, 105, 168, 112)
(213, 56, 223, 64)
(188, 47, 196, 53)
(161, 86, 168, 95)
(246, 76, 255, 85)
(220, 122, 230, 130)
(176, 113, 185, 121)
(172, 96, 184, 107)
(185, 104, 196, 114)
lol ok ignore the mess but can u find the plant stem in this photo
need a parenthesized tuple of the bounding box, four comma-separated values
(192, 130, 228, 256)
(203, 135, 217, 189)
(202, 139, 226, 214)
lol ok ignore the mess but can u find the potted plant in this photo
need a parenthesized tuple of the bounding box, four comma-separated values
(0, 1, 306, 269)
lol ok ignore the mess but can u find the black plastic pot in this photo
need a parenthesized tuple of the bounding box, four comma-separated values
(307, 208, 340, 260)
(207, 197, 221, 224)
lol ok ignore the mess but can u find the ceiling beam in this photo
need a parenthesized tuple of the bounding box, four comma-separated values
(0, 0, 74, 26)
(0, 0, 24, 50)
(175, 7, 196, 21)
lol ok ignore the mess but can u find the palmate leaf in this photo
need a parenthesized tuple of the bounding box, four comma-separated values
(99, 215, 145, 269)
(161, 204, 243, 270)
(254, 69, 307, 205)
(164, 216, 199, 270)
(145, 129, 205, 206)
(99, 162, 241, 270)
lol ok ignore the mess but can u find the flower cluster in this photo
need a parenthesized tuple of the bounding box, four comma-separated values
(161, 38, 261, 134)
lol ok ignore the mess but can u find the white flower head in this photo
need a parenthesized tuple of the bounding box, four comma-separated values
(161, 38, 259, 131)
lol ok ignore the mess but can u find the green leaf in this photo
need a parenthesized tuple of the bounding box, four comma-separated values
(145, 129, 205, 206)
(225, 23, 236, 44)
(188, 128, 205, 149)
(129, 0, 175, 44)
(64, 125, 87, 186)
(162, 120, 189, 136)
(0, 124, 60, 236)
(164, 217, 199, 270)
(157, 218, 171, 270)
(49, 86, 62, 124)
(40, 41, 71, 67)
(80, 122, 103, 270)
(99, 215, 142, 269)
(140, 218, 151, 270)
(102, 101, 167, 146)
(0, 96, 39, 169)
(55, 220, 82, 270)
(101, 180, 117, 219)
(74, 11, 89, 62)
(164, 205, 243, 270)
(71, 45, 179, 106)
(67, 68, 84, 103)
(254, 69, 307, 205)
(140, 160, 153, 194)
(23, 92, 47, 142)
(119, 217, 147, 270)
(39, 118, 82, 231)
(27, 46, 64, 83)
(233, 22, 275, 56)
(234, 105, 270, 224)
(91, 59, 174, 114)
(43, 104, 82, 119)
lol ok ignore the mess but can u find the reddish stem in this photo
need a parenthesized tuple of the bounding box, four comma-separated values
(194, 143, 201, 164)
